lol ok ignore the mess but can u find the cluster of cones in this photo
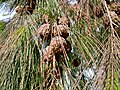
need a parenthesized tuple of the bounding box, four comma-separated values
(94, 1, 120, 24)
(37, 21, 71, 62)
(94, 1, 120, 36)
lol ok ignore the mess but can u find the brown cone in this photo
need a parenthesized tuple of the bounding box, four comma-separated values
(94, 5, 104, 18)
(37, 24, 50, 40)
(37, 24, 69, 40)
(52, 25, 69, 39)
(50, 36, 71, 54)
(103, 11, 120, 28)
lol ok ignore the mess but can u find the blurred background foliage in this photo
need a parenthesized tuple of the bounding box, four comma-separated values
(0, 0, 7, 4)
(0, 21, 6, 33)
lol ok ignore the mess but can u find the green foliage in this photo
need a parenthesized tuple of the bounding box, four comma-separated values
(0, 21, 6, 33)
(0, 0, 7, 4)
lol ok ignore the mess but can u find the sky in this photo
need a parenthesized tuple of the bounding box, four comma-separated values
(0, 2, 16, 22)
(68, 0, 77, 5)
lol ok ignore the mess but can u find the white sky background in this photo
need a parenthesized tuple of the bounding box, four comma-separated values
(0, 2, 16, 22)
(68, 0, 78, 5)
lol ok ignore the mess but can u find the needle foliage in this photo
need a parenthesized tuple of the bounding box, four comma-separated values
(0, 0, 120, 90)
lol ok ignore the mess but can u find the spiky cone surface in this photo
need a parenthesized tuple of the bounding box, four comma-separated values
(50, 36, 71, 55)
(37, 24, 50, 40)
(109, 11, 120, 24)
(110, 2, 120, 15)
(44, 46, 54, 62)
(37, 24, 69, 40)
(58, 16, 69, 26)
(103, 11, 120, 28)
(52, 25, 69, 39)
(94, 5, 104, 18)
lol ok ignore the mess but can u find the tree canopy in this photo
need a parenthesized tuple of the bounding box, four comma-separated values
(0, 0, 120, 90)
